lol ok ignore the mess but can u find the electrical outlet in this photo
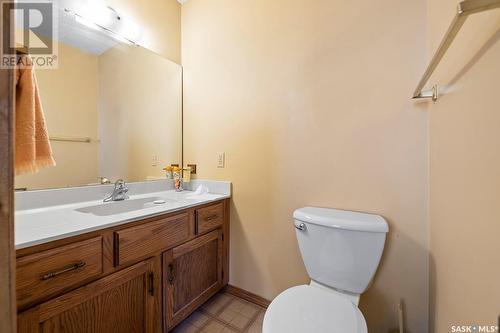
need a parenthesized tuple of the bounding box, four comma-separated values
(217, 152, 225, 168)
(187, 164, 197, 174)
(151, 154, 158, 167)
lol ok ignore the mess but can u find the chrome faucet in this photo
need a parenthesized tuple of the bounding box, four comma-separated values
(104, 179, 129, 202)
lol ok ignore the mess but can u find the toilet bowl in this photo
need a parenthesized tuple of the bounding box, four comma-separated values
(263, 284, 367, 333)
(263, 207, 388, 333)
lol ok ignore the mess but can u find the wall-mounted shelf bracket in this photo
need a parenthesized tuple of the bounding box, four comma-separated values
(413, 85, 439, 102)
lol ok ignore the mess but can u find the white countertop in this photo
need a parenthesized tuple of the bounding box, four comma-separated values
(15, 180, 231, 250)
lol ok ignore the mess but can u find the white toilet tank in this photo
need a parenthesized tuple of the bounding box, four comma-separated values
(294, 207, 389, 295)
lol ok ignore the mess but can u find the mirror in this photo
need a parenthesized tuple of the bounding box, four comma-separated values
(15, 0, 182, 190)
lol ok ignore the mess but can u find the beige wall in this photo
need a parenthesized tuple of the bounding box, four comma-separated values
(106, 0, 182, 64)
(98, 45, 183, 182)
(428, 1, 500, 332)
(15, 42, 99, 189)
(182, 1, 429, 332)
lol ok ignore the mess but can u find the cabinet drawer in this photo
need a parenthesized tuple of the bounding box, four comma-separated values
(115, 213, 190, 266)
(16, 237, 103, 308)
(196, 203, 224, 235)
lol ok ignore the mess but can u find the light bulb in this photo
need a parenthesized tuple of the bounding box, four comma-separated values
(78, 0, 116, 28)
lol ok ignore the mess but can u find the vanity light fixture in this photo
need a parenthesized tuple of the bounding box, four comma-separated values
(78, 0, 117, 28)
(66, 4, 142, 45)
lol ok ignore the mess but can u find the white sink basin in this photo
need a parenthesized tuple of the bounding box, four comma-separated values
(75, 197, 176, 216)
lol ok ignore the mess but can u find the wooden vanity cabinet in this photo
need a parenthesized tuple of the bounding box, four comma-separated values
(18, 259, 158, 333)
(195, 203, 224, 234)
(16, 237, 104, 308)
(16, 199, 230, 333)
(114, 212, 191, 267)
(163, 229, 224, 329)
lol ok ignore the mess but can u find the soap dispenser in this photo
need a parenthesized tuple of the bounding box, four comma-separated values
(173, 167, 182, 191)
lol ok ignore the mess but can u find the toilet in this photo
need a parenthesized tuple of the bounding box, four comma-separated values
(263, 207, 389, 333)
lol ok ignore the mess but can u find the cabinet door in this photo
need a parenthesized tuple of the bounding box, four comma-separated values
(164, 229, 223, 330)
(18, 259, 158, 333)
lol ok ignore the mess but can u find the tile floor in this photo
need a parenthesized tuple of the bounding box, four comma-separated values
(172, 291, 266, 333)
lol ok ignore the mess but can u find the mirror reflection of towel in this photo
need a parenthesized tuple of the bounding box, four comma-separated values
(14, 55, 55, 175)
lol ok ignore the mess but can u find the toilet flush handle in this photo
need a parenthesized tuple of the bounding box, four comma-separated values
(295, 223, 306, 231)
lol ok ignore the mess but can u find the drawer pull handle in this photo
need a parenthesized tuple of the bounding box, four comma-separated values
(40, 261, 86, 281)
(204, 215, 218, 222)
(167, 264, 175, 285)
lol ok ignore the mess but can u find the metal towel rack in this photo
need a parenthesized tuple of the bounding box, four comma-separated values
(413, 0, 500, 101)
(49, 136, 92, 143)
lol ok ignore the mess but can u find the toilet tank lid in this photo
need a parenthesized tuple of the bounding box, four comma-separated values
(293, 207, 388, 233)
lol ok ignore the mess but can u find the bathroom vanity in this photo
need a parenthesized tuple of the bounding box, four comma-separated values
(9, 3, 231, 329)
(14, 181, 230, 333)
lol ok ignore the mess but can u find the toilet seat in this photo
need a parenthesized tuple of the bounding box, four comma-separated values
(263, 285, 367, 333)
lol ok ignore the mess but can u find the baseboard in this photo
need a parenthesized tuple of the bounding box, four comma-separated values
(224, 285, 271, 308)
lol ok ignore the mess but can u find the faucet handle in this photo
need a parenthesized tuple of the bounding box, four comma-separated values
(114, 179, 125, 187)
(116, 179, 129, 194)
(103, 179, 129, 202)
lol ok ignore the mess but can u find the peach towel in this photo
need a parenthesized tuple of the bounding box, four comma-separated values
(14, 55, 55, 175)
